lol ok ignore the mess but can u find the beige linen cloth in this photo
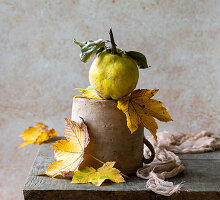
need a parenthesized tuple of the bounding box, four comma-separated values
(136, 130, 220, 196)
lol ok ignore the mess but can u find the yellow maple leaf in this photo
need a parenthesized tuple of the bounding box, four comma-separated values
(117, 89, 172, 140)
(17, 122, 57, 148)
(40, 118, 90, 177)
(74, 86, 103, 99)
(71, 161, 125, 186)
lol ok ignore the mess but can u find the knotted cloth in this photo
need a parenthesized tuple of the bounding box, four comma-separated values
(137, 130, 220, 196)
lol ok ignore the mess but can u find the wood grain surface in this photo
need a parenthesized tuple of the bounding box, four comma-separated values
(23, 137, 220, 200)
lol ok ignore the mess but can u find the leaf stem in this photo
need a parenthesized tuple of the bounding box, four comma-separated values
(86, 152, 105, 164)
(109, 27, 117, 54)
(86, 152, 128, 177)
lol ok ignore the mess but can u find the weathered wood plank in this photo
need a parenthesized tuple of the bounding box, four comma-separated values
(178, 151, 220, 160)
(23, 137, 220, 200)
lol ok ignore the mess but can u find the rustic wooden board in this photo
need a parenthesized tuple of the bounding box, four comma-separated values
(23, 137, 220, 200)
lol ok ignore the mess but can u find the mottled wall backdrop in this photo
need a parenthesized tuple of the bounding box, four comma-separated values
(0, 0, 219, 199)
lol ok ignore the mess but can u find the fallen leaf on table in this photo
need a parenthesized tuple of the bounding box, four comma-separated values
(39, 118, 90, 177)
(74, 85, 103, 100)
(17, 122, 57, 148)
(71, 161, 125, 186)
(117, 89, 172, 140)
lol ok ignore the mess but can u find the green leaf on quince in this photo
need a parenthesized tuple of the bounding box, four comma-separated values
(125, 51, 151, 69)
(74, 39, 105, 63)
(95, 46, 105, 55)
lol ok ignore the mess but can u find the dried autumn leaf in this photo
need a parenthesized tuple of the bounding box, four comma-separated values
(74, 86, 103, 100)
(117, 89, 172, 140)
(40, 118, 90, 177)
(17, 122, 57, 148)
(71, 161, 125, 186)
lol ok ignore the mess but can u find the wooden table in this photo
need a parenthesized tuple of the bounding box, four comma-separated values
(23, 137, 220, 200)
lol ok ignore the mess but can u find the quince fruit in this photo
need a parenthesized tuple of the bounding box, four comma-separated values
(89, 51, 139, 100)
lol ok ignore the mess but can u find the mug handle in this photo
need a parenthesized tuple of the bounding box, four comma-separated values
(143, 137, 155, 164)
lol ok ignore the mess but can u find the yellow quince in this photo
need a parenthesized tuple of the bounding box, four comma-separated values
(89, 51, 139, 100)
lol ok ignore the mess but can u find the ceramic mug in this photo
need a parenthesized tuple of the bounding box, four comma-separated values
(71, 97, 155, 174)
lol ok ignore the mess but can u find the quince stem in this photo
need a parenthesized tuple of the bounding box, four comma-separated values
(109, 27, 117, 54)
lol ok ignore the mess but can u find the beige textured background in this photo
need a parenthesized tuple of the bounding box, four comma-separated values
(0, 0, 220, 199)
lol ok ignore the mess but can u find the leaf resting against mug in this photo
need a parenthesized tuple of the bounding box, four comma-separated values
(38, 118, 125, 186)
(38, 118, 90, 177)
(118, 89, 172, 140)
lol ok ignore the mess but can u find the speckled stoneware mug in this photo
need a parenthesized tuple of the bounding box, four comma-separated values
(71, 97, 155, 174)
